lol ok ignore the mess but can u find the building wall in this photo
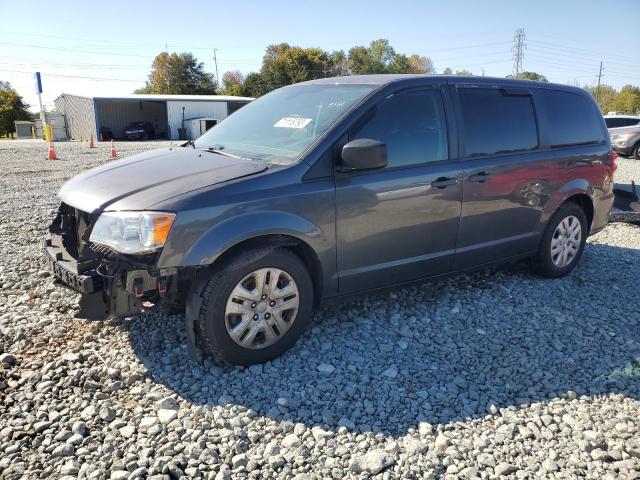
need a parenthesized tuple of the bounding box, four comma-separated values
(96, 100, 168, 139)
(54, 94, 96, 141)
(166, 101, 228, 140)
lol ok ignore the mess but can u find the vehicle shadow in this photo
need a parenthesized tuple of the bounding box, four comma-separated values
(124, 242, 640, 437)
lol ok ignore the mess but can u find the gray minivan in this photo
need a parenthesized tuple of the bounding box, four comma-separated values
(46, 75, 616, 365)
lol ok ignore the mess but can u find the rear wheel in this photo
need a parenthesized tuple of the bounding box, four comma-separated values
(633, 143, 640, 160)
(531, 202, 588, 278)
(196, 247, 313, 365)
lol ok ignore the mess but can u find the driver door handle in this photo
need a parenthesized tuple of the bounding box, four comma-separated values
(468, 171, 492, 183)
(431, 176, 458, 189)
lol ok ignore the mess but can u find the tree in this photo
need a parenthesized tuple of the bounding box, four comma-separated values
(407, 55, 436, 74)
(584, 84, 617, 113)
(227, 39, 437, 97)
(240, 72, 271, 98)
(442, 67, 453, 75)
(455, 69, 473, 76)
(259, 43, 332, 90)
(347, 39, 434, 75)
(221, 70, 245, 96)
(136, 52, 216, 95)
(610, 85, 640, 114)
(507, 71, 548, 82)
(0, 81, 31, 138)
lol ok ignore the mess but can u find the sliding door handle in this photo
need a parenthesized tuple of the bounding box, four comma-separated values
(431, 176, 458, 189)
(468, 171, 491, 183)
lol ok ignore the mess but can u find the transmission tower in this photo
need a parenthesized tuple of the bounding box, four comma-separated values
(512, 28, 526, 78)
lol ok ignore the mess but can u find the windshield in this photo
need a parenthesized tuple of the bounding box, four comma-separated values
(194, 83, 375, 164)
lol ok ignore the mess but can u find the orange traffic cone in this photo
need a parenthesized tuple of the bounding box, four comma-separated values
(110, 139, 117, 158)
(89, 135, 96, 148)
(47, 141, 57, 160)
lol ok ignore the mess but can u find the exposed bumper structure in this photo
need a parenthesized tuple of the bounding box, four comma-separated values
(610, 182, 640, 223)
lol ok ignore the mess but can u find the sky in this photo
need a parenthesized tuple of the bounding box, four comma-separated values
(1, 0, 639, 112)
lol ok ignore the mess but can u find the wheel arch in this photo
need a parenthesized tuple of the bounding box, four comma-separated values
(210, 234, 324, 306)
(544, 180, 595, 233)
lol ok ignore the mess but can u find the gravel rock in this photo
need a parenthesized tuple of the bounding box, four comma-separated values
(0, 352, 16, 365)
(0, 141, 639, 480)
(349, 449, 395, 474)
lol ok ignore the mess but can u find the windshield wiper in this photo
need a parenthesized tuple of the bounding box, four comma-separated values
(202, 144, 251, 160)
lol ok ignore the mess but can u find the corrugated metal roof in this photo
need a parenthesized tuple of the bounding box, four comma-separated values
(56, 93, 254, 102)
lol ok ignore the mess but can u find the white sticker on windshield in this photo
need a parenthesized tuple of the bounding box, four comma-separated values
(274, 117, 312, 129)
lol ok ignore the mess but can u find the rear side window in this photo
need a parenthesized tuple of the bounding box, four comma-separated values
(625, 118, 640, 126)
(605, 118, 624, 128)
(352, 89, 448, 168)
(536, 90, 605, 147)
(458, 88, 538, 157)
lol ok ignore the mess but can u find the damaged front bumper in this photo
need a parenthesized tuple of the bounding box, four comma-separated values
(44, 233, 177, 320)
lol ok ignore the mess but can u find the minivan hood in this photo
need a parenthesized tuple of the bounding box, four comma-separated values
(58, 147, 267, 213)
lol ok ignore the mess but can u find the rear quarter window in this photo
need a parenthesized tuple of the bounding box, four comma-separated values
(536, 90, 605, 147)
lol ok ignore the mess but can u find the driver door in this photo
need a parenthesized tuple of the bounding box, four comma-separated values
(335, 87, 462, 294)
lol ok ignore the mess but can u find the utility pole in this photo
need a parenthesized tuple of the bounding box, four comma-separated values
(596, 61, 604, 104)
(512, 28, 526, 78)
(213, 49, 220, 87)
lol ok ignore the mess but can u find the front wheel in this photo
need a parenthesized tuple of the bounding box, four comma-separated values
(531, 202, 588, 278)
(633, 143, 640, 160)
(196, 247, 313, 365)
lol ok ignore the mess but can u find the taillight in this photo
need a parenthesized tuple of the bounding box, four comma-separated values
(609, 150, 618, 175)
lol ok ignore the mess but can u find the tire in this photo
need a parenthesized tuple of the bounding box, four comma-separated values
(531, 202, 588, 278)
(196, 247, 313, 365)
(633, 143, 640, 160)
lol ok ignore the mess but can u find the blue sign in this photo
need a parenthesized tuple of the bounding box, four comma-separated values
(34, 72, 42, 94)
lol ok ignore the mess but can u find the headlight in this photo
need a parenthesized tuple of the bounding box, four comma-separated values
(89, 211, 175, 254)
(617, 132, 635, 141)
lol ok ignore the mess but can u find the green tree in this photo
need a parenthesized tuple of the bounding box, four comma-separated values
(221, 70, 245, 96)
(455, 69, 473, 76)
(507, 71, 548, 82)
(346, 39, 435, 76)
(240, 72, 271, 97)
(584, 84, 617, 113)
(258, 43, 332, 92)
(442, 67, 453, 75)
(610, 85, 640, 114)
(0, 81, 31, 138)
(136, 52, 217, 95)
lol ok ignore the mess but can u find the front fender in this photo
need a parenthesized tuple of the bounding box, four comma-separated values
(163, 211, 323, 268)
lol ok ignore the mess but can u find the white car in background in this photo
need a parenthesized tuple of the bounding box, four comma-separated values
(604, 115, 640, 159)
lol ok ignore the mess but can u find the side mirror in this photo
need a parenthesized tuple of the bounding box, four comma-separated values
(340, 138, 388, 171)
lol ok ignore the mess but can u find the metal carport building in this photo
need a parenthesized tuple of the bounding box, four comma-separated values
(54, 93, 253, 141)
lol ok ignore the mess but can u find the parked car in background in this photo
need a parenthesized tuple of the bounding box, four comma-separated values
(604, 114, 640, 129)
(46, 75, 615, 365)
(609, 126, 640, 159)
(122, 121, 155, 140)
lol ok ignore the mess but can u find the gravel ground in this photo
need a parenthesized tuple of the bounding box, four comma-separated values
(1, 140, 639, 480)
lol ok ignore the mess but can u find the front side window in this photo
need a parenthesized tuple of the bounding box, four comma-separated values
(536, 90, 605, 147)
(459, 88, 538, 158)
(194, 84, 375, 165)
(351, 90, 448, 168)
